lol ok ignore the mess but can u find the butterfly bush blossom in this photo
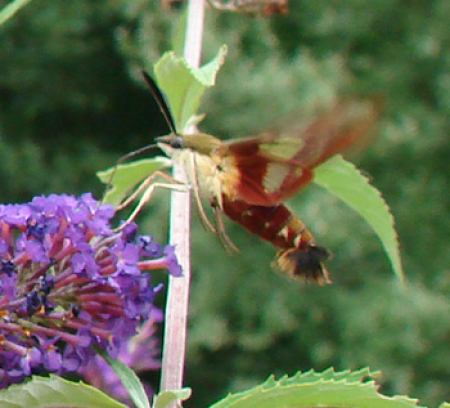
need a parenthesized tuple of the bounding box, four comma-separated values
(0, 193, 181, 388)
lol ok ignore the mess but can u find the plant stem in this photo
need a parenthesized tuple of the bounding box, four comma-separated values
(159, 0, 206, 398)
(184, 0, 206, 67)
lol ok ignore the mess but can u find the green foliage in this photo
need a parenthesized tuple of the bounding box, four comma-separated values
(4, 369, 424, 408)
(154, 47, 227, 132)
(0, 131, 110, 201)
(2, 1, 450, 408)
(0, 375, 128, 408)
(0, 0, 163, 201)
(152, 389, 192, 408)
(0, 0, 34, 26)
(98, 156, 172, 206)
(209, 368, 423, 408)
(315, 155, 403, 281)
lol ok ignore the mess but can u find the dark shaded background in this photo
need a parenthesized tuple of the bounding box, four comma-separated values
(1, 1, 450, 406)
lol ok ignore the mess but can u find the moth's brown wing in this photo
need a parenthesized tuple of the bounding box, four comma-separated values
(219, 99, 381, 206)
(216, 136, 312, 206)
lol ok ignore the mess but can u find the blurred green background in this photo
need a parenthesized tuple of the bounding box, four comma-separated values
(1, 0, 450, 406)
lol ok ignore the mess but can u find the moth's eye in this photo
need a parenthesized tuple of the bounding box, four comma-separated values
(170, 136, 184, 149)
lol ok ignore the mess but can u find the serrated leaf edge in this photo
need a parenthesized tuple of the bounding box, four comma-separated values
(314, 155, 404, 282)
(207, 369, 424, 408)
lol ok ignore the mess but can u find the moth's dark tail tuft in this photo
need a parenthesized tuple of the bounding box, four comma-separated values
(274, 244, 332, 285)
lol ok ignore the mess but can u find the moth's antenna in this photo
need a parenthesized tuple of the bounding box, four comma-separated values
(115, 143, 158, 165)
(142, 71, 178, 135)
(101, 141, 159, 205)
(102, 72, 174, 206)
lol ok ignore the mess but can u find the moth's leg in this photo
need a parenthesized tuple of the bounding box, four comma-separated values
(212, 204, 240, 254)
(116, 171, 182, 211)
(115, 171, 189, 231)
(188, 153, 217, 234)
(193, 197, 217, 233)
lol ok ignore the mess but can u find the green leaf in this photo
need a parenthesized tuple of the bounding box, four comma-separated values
(0, 0, 34, 26)
(152, 388, 192, 408)
(0, 375, 129, 408)
(207, 368, 425, 408)
(97, 157, 172, 207)
(154, 45, 227, 132)
(101, 352, 150, 408)
(170, 7, 188, 57)
(314, 155, 404, 282)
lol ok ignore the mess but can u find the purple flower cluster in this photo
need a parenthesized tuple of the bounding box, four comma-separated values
(0, 193, 180, 388)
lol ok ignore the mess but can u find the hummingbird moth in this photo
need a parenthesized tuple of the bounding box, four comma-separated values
(137, 72, 379, 285)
